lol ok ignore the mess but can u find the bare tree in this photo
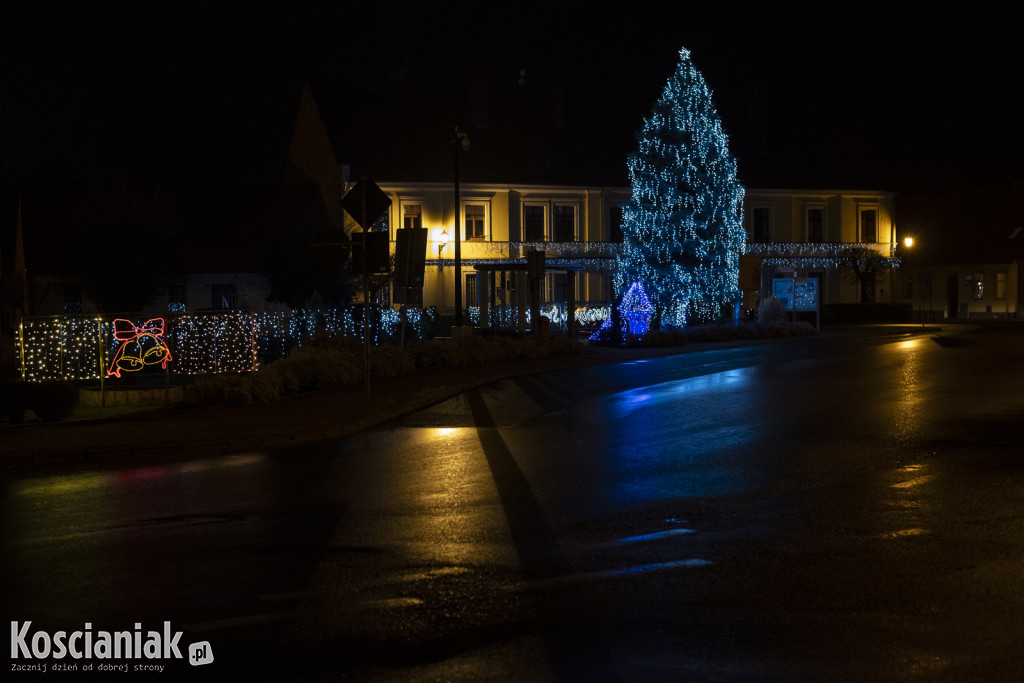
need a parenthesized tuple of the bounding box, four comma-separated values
(838, 245, 895, 303)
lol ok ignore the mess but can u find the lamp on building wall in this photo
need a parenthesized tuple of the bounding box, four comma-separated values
(437, 228, 449, 268)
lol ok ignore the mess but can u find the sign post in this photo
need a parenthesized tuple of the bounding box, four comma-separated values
(341, 177, 392, 400)
(393, 227, 428, 347)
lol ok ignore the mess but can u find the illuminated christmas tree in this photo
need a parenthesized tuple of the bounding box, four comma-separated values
(614, 47, 745, 328)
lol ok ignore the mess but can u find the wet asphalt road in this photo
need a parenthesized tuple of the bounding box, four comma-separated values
(3, 325, 1024, 681)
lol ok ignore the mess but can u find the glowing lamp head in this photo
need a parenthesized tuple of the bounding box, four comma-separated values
(903, 237, 914, 248)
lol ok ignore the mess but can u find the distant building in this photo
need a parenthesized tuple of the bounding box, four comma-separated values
(370, 181, 899, 322)
(893, 185, 1023, 320)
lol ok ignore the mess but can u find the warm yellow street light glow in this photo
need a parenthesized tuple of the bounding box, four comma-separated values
(904, 237, 914, 248)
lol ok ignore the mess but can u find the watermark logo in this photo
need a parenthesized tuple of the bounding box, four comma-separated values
(188, 641, 213, 666)
(10, 621, 211, 673)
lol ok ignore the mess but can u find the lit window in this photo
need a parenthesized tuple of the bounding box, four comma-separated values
(996, 272, 1006, 300)
(974, 273, 984, 300)
(464, 204, 485, 240)
(403, 204, 422, 231)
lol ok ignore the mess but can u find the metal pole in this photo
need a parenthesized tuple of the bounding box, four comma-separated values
(362, 183, 371, 401)
(453, 128, 462, 328)
(97, 318, 105, 407)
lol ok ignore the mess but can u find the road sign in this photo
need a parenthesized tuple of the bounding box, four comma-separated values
(341, 177, 391, 230)
(351, 231, 390, 274)
(394, 228, 428, 288)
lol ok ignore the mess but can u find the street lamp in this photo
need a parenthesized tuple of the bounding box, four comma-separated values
(437, 227, 449, 266)
(453, 126, 470, 327)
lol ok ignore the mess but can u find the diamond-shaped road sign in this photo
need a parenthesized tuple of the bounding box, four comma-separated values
(341, 177, 391, 230)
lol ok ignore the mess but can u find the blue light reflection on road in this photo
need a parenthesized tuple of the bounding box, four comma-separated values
(605, 367, 758, 503)
(613, 368, 752, 416)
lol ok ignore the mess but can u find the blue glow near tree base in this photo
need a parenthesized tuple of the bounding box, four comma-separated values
(614, 46, 745, 328)
(619, 282, 654, 336)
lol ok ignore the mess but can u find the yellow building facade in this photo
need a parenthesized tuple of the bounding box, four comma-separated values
(370, 182, 899, 321)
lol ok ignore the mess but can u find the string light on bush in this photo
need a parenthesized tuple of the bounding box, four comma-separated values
(19, 316, 106, 382)
(166, 311, 258, 375)
(17, 306, 447, 382)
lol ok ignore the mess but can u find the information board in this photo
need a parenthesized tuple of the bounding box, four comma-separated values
(772, 277, 818, 312)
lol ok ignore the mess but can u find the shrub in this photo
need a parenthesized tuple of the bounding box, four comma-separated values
(757, 296, 787, 325)
(189, 333, 585, 407)
(190, 374, 253, 407)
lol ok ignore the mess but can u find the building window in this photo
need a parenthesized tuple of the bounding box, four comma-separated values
(168, 283, 188, 312)
(524, 204, 546, 242)
(752, 207, 771, 242)
(544, 271, 567, 303)
(403, 204, 422, 231)
(807, 207, 824, 243)
(609, 205, 624, 242)
(464, 203, 486, 240)
(211, 283, 237, 310)
(903, 272, 914, 299)
(860, 209, 878, 243)
(553, 205, 576, 242)
(973, 272, 984, 299)
(465, 273, 477, 307)
(919, 271, 933, 300)
(996, 271, 1007, 300)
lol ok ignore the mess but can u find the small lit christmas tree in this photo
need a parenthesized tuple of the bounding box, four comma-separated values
(589, 281, 653, 344)
(619, 281, 654, 336)
(614, 47, 745, 328)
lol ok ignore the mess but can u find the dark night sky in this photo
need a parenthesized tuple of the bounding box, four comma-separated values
(3, 1, 1022, 198)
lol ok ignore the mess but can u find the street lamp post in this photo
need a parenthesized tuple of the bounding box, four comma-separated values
(438, 228, 448, 314)
(900, 236, 924, 326)
(453, 126, 470, 328)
